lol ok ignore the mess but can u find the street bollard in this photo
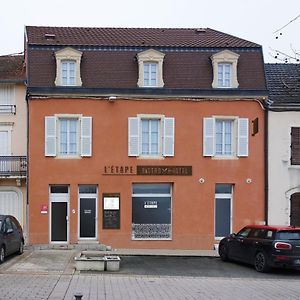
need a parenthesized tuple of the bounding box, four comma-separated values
(74, 292, 83, 299)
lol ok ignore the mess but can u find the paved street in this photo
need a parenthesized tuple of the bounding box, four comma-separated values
(0, 249, 299, 299)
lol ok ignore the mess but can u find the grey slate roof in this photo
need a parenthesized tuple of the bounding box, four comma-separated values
(265, 63, 300, 109)
(0, 55, 25, 83)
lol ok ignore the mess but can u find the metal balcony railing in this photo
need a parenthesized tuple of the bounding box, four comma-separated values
(0, 156, 27, 177)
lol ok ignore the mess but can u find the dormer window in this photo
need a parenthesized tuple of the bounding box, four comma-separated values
(211, 50, 239, 89)
(55, 47, 82, 87)
(137, 49, 165, 88)
(144, 62, 158, 87)
(61, 60, 76, 86)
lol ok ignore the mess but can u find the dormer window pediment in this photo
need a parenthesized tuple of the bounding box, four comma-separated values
(211, 50, 240, 89)
(137, 49, 165, 88)
(55, 47, 83, 87)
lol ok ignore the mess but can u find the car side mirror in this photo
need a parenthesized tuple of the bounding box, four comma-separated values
(230, 233, 237, 238)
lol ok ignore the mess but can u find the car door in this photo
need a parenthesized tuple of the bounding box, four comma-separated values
(2, 218, 15, 255)
(228, 227, 251, 261)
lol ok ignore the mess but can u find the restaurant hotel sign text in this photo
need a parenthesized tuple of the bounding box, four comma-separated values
(103, 165, 192, 176)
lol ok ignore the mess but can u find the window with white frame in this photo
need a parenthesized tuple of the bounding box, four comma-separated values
(137, 49, 165, 88)
(61, 60, 76, 86)
(211, 50, 239, 89)
(55, 47, 82, 87)
(215, 184, 233, 239)
(128, 115, 174, 158)
(45, 115, 92, 158)
(203, 117, 248, 158)
(143, 62, 158, 87)
(218, 63, 232, 88)
(0, 84, 16, 114)
(132, 183, 172, 240)
(59, 119, 78, 155)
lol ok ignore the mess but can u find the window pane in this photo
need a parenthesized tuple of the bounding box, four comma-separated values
(133, 183, 171, 195)
(215, 184, 232, 194)
(50, 185, 68, 193)
(79, 185, 97, 194)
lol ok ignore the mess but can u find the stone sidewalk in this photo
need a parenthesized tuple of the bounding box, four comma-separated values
(0, 249, 300, 299)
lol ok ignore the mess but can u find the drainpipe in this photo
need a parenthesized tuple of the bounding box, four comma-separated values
(25, 89, 29, 244)
(264, 105, 269, 225)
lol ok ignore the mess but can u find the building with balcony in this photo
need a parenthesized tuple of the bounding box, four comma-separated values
(0, 54, 27, 236)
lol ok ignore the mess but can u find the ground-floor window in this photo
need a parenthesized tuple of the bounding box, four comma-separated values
(290, 192, 300, 227)
(215, 184, 233, 239)
(132, 183, 172, 240)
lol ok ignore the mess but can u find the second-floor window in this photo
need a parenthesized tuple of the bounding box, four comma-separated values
(203, 117, 248, 158)
(59, 119, 78, 155)
(218, 63, 232, 88)
(215, 119, 233, 156)
(128, 115, 174, 158)
(291, 127, 300, 165)
(141, 119, 160, 155)
(143, 62, 158, 87)
(45, 115, 92, 158)
(61, 60, 76, 86)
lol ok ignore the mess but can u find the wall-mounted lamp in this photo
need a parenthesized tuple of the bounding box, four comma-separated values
(108, 96, 117, 102)
(199, 178, 205, 184)
(246, 178, 252, 184)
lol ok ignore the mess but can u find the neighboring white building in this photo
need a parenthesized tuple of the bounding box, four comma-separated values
(266, 63, 300, 226)
(0, 55, 27, 235)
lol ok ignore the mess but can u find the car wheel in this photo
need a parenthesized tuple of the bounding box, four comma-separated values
(0, 246, 5, 264)
(219, 244, 229, 261)
(254, 251, 270, 272)
(18, 240, 24, 255)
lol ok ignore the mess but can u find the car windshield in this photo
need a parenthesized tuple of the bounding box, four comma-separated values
(276, 230, 300, 240)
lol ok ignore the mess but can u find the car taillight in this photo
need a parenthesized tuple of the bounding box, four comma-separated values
(274, 242, 292, 250)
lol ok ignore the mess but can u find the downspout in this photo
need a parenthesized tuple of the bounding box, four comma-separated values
(25, 90, 29, 244)
(264, 104, 269, 225)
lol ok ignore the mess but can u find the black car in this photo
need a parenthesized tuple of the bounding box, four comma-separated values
(218, 225, 300, 272)
(0, 215, 24, 263)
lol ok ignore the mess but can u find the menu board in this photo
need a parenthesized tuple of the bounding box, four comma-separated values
(103, 194, 120, 229)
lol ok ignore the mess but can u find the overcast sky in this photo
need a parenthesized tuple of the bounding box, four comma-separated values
(1, 0, 299, 63)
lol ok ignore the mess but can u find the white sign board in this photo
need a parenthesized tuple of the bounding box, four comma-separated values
(104, 197, 120, 210)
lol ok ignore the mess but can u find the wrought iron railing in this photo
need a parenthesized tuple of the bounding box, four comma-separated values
(0, 156, 27, 177)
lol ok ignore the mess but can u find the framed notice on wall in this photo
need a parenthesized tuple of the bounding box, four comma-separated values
(103, 193, 120, 229)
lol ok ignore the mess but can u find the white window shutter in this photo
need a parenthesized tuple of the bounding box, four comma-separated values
(163, 117, 175, 157)
(238, 118, 249, 157)
(128, 117, 139, 156)
(81, 117, 92, 157)
(203, 118, 215, 156)
(45, 116, 56, 156)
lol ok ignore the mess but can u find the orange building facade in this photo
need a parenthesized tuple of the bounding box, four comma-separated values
(26, 26, 267, 249)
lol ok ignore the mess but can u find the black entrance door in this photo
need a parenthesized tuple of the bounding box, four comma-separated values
(51, 202, 67, 242)
(80, 198, 96, 238)
(291, 193, 300, 226)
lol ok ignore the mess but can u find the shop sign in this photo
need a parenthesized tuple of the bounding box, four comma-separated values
(41, 204, 48, 214)
(144, 200, 158, 209)
(104, 197, 120, 210)
(103, 165, 135, 175)
(137, 166, 192, 176)
(103, 193, 120, 229)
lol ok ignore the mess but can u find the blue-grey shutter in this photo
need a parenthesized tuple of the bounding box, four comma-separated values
(128, 117, 139, 156)
(163, 117, 175, 157)
(45, 116, 56, 156)
(81, 117, 92, 157)
(203, 118, 214, 156)
(237, 118, 249, 157)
